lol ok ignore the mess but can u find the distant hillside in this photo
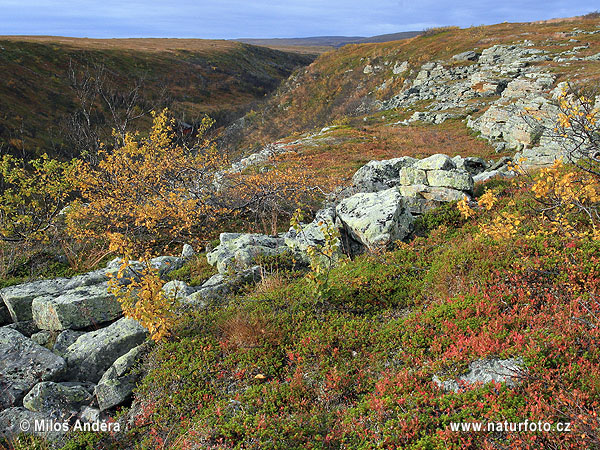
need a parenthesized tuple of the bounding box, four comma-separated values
(225, 17, 600, 154)
(235, 31, 420, 52)
(0, 37, 314, 159)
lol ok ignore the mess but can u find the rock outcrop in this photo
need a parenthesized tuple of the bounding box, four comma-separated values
(433, 358, 524, 392)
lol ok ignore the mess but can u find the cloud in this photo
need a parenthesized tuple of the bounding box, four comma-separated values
(0, 0, 595, 38)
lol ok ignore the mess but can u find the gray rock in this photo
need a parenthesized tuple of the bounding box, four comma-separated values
(0, 278, 70, 322)
(23, 381, 93, 414)
(4, 320, 40, 337)
(398, 185, 468, 215)
(149, 256, 185, 278)
(392, 61, 409, 74)
(0, 302, 11, 326)
(453, 156, 488, 175)
(433, 358, 524, 392)
(53, 330, 84, 357)
(184, 266, 262, 305)
(0, 328, 66, 408)
(0, 407, 66, 440)
(284, 207, 342, 263)
(78, 406, 102, 424)
(32, 283, 122, 331)
(351, 157, 416, 192)
(398, 167, 427, 185)
(207, 233, 287, 274)
(162, 280, 197, 301)
(427, 170, 474, 192)
(64, 317, 147, 383)
(181, 244, 196, 259)
(95, 345, 144, 411)
(30, 330, 53, 347)
(489, 156, 513, 172)
(473, 170, 510, 183)
(452, 50, 479, 61)
(414, 154, 456, 171)
(336, 188, 414, 249)
(62, 269, 109, 291)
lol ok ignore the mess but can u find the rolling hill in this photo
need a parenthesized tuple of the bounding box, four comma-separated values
(0, 37, 315, 159)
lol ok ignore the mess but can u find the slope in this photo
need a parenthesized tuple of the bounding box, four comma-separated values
(0, 37, 314, 159)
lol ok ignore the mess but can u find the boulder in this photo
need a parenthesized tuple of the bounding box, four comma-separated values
(95, 345, 144, 411)
(398, 167, 427, 185)
(62, 269, 109, 291)
(0, 328, 66, 408)
(398, 185, 467, 215)
(30, 330, 53, 347)
(207, 233, 287, 274)
(181, 243, 196, 259)
(64, 317, 147, 383)
(452, 50, 479, 61)
(184, 266, 261, 305)
(32, 283, 122, 331)
(23, 381, 93, 414)
(452, 156, 488, 175)
(162, 280, 197, 302)
(3, 320, 40, 337)
(427, 170, 474, 192)
(433, 357, 524, 392)
(335, 188, 413, 249)
(284, 207, 343, 263)
(0, 278, 70, 322)
(414, 154, 456, 171)
(351, 157, 416, 192)
(52, 330, 84, 357)
(0, 303, 11, 326)
(149, 256, 185, 278)
(0, 407, 66, 440)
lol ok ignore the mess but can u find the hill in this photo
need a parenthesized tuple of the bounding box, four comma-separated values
(234, 31, 420, 53)
(0, 37, 314, 159)
(224, 16, 600, 170)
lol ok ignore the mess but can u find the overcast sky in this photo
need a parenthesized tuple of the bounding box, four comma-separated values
(0, 0, 595, 39)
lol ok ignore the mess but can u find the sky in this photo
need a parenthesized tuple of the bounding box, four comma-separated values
(0, 0, 596, 39)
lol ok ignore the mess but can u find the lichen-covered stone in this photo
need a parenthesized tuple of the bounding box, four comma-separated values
(426, 170, 474, 192)
(207, 233, 287, 274)
(336, 188, 413, 249)
(95, 345, 144, 411)
(64, 318, 147, 383)
(0, 278, 70, 322)
(0, 328, 66, 408)
(23, 381, 93, 413)
(398, 167, 427, 185)
(32, 283, 122, 331)
(433, 358, 524, 392)
(414, 154, 456, 171)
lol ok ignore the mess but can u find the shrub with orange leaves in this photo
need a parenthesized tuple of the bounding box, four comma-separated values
(554, 83, 600, 176)
(66, 109, 231, 259)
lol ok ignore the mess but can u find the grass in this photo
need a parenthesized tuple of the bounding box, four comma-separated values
(60, 170, 600, 450)
(276, 118, 506, 183)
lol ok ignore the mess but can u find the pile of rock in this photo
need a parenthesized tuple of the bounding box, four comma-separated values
(206, 153, 491, 275)
(379, 42, 590, 169)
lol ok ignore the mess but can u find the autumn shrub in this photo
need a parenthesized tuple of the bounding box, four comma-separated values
(67, 109, 230, 259)
(224, 156, 327, 235)
(0, 153, 75, 243)
(553, 83, 600, 176)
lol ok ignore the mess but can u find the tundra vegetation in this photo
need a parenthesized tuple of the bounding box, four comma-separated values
(1, 15, 600, 450)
